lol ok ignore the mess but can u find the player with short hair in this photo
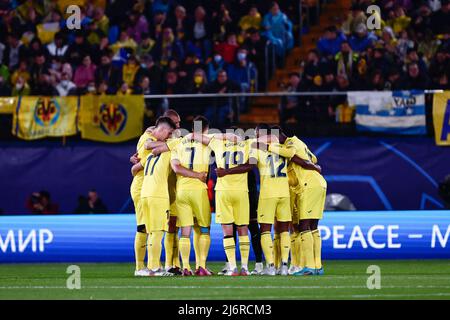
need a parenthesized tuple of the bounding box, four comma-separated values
(131, 116, 177, 276)
(214, 124, 292, 276)
(170, 115, 211, 276)
(261, 127, 326, 276)
(144, 109, 183, 275)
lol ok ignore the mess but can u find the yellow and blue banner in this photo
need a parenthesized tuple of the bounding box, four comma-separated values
(432, 91, 450, 146)
(79, 95, 144, 143)
(349, 90, 426, 135)
(12, 96, 78, 140)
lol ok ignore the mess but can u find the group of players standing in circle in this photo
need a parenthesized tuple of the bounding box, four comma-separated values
(129, 109, 327, 277)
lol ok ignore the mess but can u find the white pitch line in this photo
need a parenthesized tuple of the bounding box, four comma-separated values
(1, 285, 450, 290)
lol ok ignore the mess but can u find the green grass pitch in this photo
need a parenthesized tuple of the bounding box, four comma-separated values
(1, 260, 449, 300)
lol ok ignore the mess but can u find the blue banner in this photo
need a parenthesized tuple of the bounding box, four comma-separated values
(1, 212, 449, 263)
(349, 90, 426, 135)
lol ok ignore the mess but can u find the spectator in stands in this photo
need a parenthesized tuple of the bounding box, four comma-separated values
(188, 6, 213, 57)
(65, 31, 92, 67)
(95, 52, 122, 93)
(214, 32, 239, 64)
(73, 190, 108, 214)
(46, 32, 68, 60)
(429, 47, 450, 88)
(205, 69, 239, 128)
(170, 5, 188, 42)
(227, 47, 257, 112)
(262, 2, 293, 58)
(127, 10, 149, 44)
(110, 30, 138, 55)
(152, 27, 184, 68)
(387, 6, 412, 34)
(430, 0, 450, 35)
(341, 3, 368, 35)
(26, 191, 59, 215)
(335, 41, 359, 81)
(32, 74, 54, 96)
(280, 72, 302, 124)
(244, 28, 268, 89)
(118, 81, 132, 95)
(182, 68, 209, 122)
(134, 54, 162, 93)
(239, 6, 262, 32)
(401, 62, 430, 89)
(55, 72, 77, 96)
(348, 23, 377, 53)
(74, 55, 97, 92)
(317, 26, 346, 58)
(3, 33, 27, 70)
(136, 33, 155, 58)
(12, 75, 30, 96)
(122, 54, 139, 87)
(27, 38, 45, 61)
(207, 53, 227, 82)
(384, 67, 403, 90)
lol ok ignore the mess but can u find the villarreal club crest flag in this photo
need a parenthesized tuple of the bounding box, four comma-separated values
(12, 96, 78, 140)
(79, 95, 144, 143)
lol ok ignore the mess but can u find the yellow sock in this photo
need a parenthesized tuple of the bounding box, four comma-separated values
(260, 232, 274, 266)
(223, 237, 237, 270)
(290, 232, 299, 266)
(311, 229, 322, 269)
(172, 233, 180, 268)
(280, 231, 291, 265)
(148, 231, 164, 270)
(238, 235, 250, 269)
(193, 225, 200, 269)
(179, 236, 191, 271)
(134, 232, 147, 270)
(295, 233, 305, 268)
(199, 233, 211, 269)
(164, 232, 175, 269)
(300, 231, 315, 269)
(273, 233, 281, 268)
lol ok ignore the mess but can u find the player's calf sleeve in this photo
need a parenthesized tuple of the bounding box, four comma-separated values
(199, 232, 211, 269)
(172, 233, 180, 268)
(311, 229, 322, 269)
(260, 232, 274, 266)
(148, 231, 164, 271)
(248, 222, 263, 263)
(134, 232, 147, 270)
(164, 232, 175, 269)
(300, 231, 315, 269)
(223, 236, 237, 270)
(273, 233, 281, 269)
(280, 232, 291, 265)
(193, 225, 200, 269)
(238, 235, 250, 269)
(179, 236, 191, 271)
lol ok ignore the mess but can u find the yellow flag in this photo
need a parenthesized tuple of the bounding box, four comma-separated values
(433, 91, 450, 146)
(12, 96, 78, 140)
(0, 97, 16, 114)
(79, 95, 144, 143)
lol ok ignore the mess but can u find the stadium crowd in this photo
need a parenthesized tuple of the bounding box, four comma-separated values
(279, 0, 449, 128)
(0, 0, 296, 128)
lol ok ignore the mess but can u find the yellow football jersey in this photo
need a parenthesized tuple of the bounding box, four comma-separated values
(130, 131, 153, 198)
(249, 146, 290, 199)
(209, 137, 250, 191)
(140, 135, 172, 199)
(171, 136, 211, 190)
(269, 136, 326, 189)
(166, 137, 182, 203)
